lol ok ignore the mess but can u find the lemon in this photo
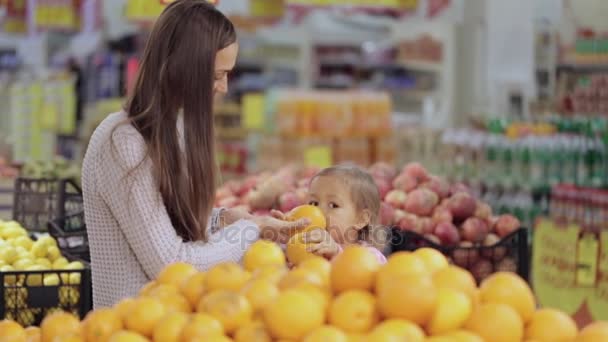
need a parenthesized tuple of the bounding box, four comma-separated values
(13, 258, 35, 270)
(36, 234, 57, 248)
(25, 265, 45, 286)
(0, 245, 19, 264)
(12, 236, 34, 251)
(52, 257, 69, 269)
(36, 258, 52, 268)
(66, 261, 85, 270)
(47, 246, 61, 261)
(43, 273, 61, 286)
(2, 226, 27, 239)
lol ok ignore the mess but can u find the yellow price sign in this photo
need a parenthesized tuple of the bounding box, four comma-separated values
(242, 93, 265, 130)
(304, 146, 332, 168)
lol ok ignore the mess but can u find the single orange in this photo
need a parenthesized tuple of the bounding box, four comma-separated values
(113, 298, 137, 324)
(432, 265, 477, 300)
(82, 308, 123, 342)
(442, 330, 484, 342)
(465, 303, 524, 342)
(263, 289, 325, 340)
(180, 313, 224, 340)
(414, 248, 448, 273)
(180, 272, 206, 310)
(40, 311, 81, 342)
(376, 252, 427, 290)
(302, 326, 348, 342)
(298, 256, 331, 287)
(331, 246, 380, 294)
(243, 240, 286, 272)
(376, 272, 437, 325)
(328, 290, 378, 334)
(286, 205, 327, 236)
(278, 268, 325, 291)
(206, 262, 250, 292)
(234, 321, 272, 342)
(124, 297, 166, 337)
(139, 281, 158, 296)
(241, 279, 280, 313)
(152, 312, 189, 342)
(107, 330, 148, 342)
(286, 232, 319, 265)
(145, 284, 191, 313)
(250, 265, 288, 285)
(157, 262, 198, 288)
(25, 326, 41, 342)
(479, 272, 536, 323)
(426, 288, 472, 335)
(525, 308, 578, 341)
(368, 319, 425, 342)
(0, 320, 26, 342)
(198, 290, 253, 335)
(576, 321, 608, 342)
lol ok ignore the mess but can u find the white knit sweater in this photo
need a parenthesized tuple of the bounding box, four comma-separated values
(82, 112, 259, 308)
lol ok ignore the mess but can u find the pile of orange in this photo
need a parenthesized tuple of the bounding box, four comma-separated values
(2, 240, 607, 341)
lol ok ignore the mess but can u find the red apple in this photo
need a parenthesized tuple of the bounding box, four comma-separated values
(474, 202, 492, 221)
(450, 182, 472, 196)
(393, 209, 407, 223)
(278, 191, 302, 213)
(431, 207, 453, 226)
(433, 222, 460, 246)
(392, 173, 418, 193)
(375, 178, 392, 200)
(448, 192, 477, 222)
(404, 188, 439, 217)
(402, 162, 430, 183)
(419, 217, 434, 235)
(494, 214, 520, 237)
(481, 233, 507, 261)
(495, 257, 517, 273)
(470, 259, 494, 283)
(370, 162, 398, 182)
(385, 190, 408, 209)
(379, 202, 396, 226)
(452, 241, 480, 267)
(461, 217, 489, 243)
(397, 213, 423, 234)
(420, 176, 450, 199)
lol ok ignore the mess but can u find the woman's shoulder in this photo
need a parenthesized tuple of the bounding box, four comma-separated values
(87, 111, 147, 165)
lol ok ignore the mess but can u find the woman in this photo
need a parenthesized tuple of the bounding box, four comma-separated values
(82, 0, 307, 308)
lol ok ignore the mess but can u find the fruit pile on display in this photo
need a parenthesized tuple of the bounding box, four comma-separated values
(0, 220, 86, 326)
(2, 241, 605, 342)
(20, 157, 81, 184)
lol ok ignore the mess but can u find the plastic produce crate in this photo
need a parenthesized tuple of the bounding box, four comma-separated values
(0, 258, 92, 327)
(390, 228, 529, 283)
(48, 212, 90, 262)
(12, 178, 83, 232)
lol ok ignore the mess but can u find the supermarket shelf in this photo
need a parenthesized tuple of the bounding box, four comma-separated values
(397, 60, 443, 73)
(557, 62, 608, 72)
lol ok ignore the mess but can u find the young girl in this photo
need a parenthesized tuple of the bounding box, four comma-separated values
(276, 165, 388, 263)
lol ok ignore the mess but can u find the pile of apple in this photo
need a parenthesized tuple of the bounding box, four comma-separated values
(0, 157, 19, 179)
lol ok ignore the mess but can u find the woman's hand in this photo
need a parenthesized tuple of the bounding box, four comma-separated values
(219, 208, 254, 227)
(302, 229, 341, 259)
(252, 215, 310, 244)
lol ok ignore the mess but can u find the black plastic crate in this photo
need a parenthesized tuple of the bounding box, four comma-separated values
(0, 258, 92, 327)
(12, 178, 83, 232)
(390, 228, 529, 283)
(48, 212, 90, 263)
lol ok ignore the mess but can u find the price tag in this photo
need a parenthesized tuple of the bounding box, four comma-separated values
(242, 93, 265, 130)
(304, 146, 332, 168)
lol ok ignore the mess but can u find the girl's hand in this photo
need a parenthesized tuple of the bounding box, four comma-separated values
(303, 229, 341, 259)
(252, 216, 310, 244)
(270, 209, 287, 221)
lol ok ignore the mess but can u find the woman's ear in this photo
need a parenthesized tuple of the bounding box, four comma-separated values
(355, 209, 372, 230)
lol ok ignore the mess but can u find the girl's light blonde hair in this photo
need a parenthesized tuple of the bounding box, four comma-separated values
(313, 165, 389, 252)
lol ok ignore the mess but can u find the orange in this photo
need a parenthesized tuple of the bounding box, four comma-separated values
(376, 272, 437, 325)
(525, 308, 578, 341)
(425, 337, 452, 342)
(145, 284, 191, 313)
(25, 326, 41, 342)
(180, 272, 206, 310)
(206, 262, 250, 292)
(40, 311, 81, 342)
(204, 336, 232, 342)
(414, 248, 448, 273)
(442, 330, 483, 342)
(465, 303, 523, 342)
(298, 256, 331, 286)
(291, 284, 331, 310)
(152, 312, 189, 342)
(234, 321, 272, 342)
(426, 288, 472, 335)
(347, 334, 366, 342)
(251, 265, 288, 284)
(279, 268, 325, 291)
(51, 334, 83, 342)
(331, 246, 380, 293)
(139, 281, 158, 296)
(368, 319, 425, 342)
(432, 266, 477, 300)
(198, 290, 253, 335)
(243, 240, 286, 272)
(263, 289, 325, 340)
(286, 232, 319, 265)
(124, 297, 166, 337)
(303, 326, 348, 342)
(241, 279, 279, 313)
(157, 262, 197, 288)
(328, 290, 378, 334)
(479, 272, 536, 323)
(0, 320, 26, 342)
(376, 252, 426, 290)
(286, 205, 327, 236)
(576, 321, 608, 342)
(82, 308, 123, 342)
(107, 331, 148, 342)
(114, 298, 137, 323)
(180, 313, 224, 340)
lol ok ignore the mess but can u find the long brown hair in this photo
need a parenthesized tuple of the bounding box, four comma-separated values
(125, 0, 236, 241)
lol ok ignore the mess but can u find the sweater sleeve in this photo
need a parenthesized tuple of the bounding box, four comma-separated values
(96, 125, 259, 280)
